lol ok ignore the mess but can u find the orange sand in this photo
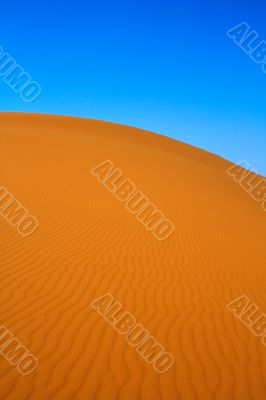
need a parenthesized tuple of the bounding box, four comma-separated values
(0, 112, 266, 400)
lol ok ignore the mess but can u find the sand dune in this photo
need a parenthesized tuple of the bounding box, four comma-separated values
(0, 112, 266, 400)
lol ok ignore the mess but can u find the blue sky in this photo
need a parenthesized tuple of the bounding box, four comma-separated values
(0, 0, 265, 175)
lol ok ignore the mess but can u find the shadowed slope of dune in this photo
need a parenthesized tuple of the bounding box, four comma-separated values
(0, 112, 266, 400)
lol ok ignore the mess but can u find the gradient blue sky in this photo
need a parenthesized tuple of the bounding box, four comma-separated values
(0, 0, 265, 174)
